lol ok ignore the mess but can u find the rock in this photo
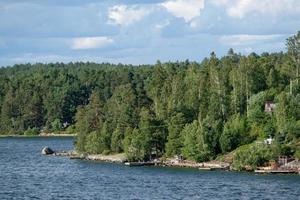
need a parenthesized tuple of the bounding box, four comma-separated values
(85, 153, 127, 163)
(54, 150, 78, 157)
(41, 146, 55, 155)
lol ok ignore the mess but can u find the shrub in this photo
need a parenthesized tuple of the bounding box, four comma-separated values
(102, 149, 111, 155)
(51, 119, 62, 132)
(232, 143, 276, 171)
(220, 115, 249, 153)
(181, 121, 213, 162)
(294, 149, 300, 159)
(65, 125, 76, 134)
(24, 127, 40, 136)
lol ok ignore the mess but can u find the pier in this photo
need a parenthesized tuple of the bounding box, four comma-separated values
(124, 161, 157, 167)
(255, 169, 298, 174)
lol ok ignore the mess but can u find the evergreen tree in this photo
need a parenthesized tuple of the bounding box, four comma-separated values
(111, 125, 124, 153)
(181, 120, 212, 162)
(0, 32, 299, 166)
(165, 113, 186, 156)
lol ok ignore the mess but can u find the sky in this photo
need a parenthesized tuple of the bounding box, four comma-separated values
(0, 0, 299, 66)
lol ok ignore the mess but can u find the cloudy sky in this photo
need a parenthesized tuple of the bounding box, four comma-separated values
(0, 0, 299, 66)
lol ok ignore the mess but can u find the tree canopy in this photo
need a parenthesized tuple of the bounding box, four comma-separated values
(0, 32, 300, 163)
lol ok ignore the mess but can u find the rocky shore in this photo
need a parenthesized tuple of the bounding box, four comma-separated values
(41, 147, 127, 163)
(41, 147, 231, 170)
(39, 132, 76, 137)
(43, 148, 298, 173)
(161, 158, 230, 170)
(85, 154, 127, 163)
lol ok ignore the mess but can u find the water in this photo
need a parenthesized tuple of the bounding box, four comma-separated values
(0, 137, 300, 200)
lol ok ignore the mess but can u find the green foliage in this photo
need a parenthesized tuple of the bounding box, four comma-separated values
(124, 128, 151, 161)
(275, 92, 289, 133)
(111, 125, 124, 153)
(232, 143, 276, 171)
(294, 149, 300, 159)
(50, 119, 62, 132)
(98, 122, 111, 153)
(84, 131, 100, 154)
(247, 91, 266, 125)
(24, 127, 40, 136)
(220, 115, 249, 153)
(201, 117, 223, 156)
(165, 113, 186, 157)
(181, 121, 213, 162)
(102, 149, 111, 155)
(65, 125, 76, 134)
(77, 121, 111, 154)
(75, 132, 86, 153)
(0, 32, 300, 163)
(279, 144, 297, 157)
(262, 115, 276, 139)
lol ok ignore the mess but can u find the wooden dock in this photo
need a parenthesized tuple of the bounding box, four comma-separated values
(124, 162, 156, 167)
(255, 169, 298, 174)
(199, 167, 212, 171)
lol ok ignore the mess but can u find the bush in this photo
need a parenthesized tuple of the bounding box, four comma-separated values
(124, 128, 151, 162)
(220, 115, 249, 153)
(102, 149, 111, 155)
(294, 150, 300, 159)
(181, 121, 213, 162)
(84, 131, 100, 154)
(232, 143, 276, 171)
(65, 125, 76, 134)
(51, 119, 62, 132)
(24, 127, 40, 136)
(111, 126, 124, 153)
(279, 144, 296, 157)
(247, 91, 266, 125)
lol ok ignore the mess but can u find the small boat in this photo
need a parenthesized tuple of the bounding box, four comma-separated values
(199, 167, 212, 171)
(124, 162, 155, 167)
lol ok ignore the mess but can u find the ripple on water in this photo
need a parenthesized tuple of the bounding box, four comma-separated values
(0, 137, 300, 200)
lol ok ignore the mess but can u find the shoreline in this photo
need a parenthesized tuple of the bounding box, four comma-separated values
(51, 150, 232, 170)
(49, 150, 300, 174)
(54, 151, 127, 163)
(0, 134, 76, 138)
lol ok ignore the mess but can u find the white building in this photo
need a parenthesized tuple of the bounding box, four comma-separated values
(264, 137, 274, 145)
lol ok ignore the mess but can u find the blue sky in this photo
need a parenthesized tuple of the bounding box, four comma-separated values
(0, 0, 299, 66)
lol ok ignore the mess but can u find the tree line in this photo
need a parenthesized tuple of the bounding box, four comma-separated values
(0, 32, 299, 165)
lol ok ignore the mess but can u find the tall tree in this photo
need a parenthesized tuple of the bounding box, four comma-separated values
(286, 31, 300, 89)
(165, 112, 186, 156)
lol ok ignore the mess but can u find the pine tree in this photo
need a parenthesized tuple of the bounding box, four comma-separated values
(165, 113, 186, 156)
(111, 125, 124, 153)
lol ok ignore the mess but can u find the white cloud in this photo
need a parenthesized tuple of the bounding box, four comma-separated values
(219, 34, 282, 46)
(71, 37, 114, 50)
(155, 20, 170, 29)
(211, 0, 230, 6)
(108, 5, 151, 26)
(214, 0, 300, 18)
(161, 0, 205, 22)
(189, 19, 201, 28)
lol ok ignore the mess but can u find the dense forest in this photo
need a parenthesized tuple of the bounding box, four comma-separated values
(0, 32, 299, 169)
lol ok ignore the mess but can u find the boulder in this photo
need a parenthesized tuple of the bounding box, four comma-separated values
(41, 146, 55, 155)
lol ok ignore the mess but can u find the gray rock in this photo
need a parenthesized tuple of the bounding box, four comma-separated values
(41, 146, 55, 155)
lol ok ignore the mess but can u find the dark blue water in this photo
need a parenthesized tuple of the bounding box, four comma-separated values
(0, 137, 300, 200)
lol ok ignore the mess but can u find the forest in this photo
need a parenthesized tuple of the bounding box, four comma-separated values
(0, 32, 299, 169)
